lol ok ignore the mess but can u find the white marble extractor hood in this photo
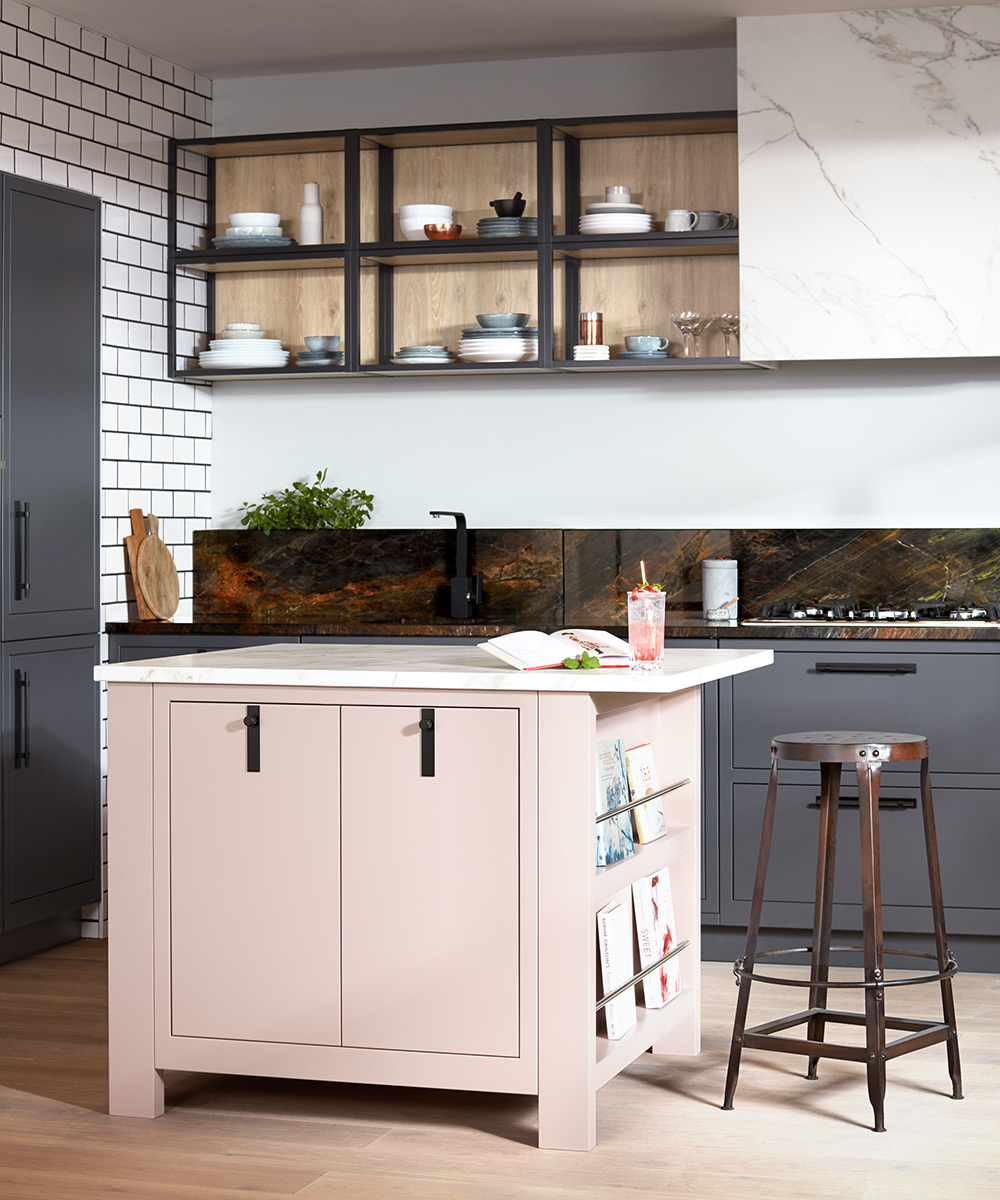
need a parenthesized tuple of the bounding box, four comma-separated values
(737, 5, 1000, 360)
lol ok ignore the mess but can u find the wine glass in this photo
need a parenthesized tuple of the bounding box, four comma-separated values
(712, 312, 741, 357)
(670, 311, 700, 358)
(689, 314, 714, 357)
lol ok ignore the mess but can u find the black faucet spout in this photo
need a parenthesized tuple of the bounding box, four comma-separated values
(430, 510, 483, 619)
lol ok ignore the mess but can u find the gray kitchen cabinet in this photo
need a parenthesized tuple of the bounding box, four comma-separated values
(2, 636, 100, 931)
(2, 175, 100, 641)
(717, 640, 1000, 941)
(0, 175, 101, 965)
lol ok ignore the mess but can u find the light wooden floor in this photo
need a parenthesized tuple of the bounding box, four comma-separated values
(0, 940, 997, 1199)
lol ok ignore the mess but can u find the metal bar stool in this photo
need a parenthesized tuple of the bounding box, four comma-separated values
(722, 731, 962, 1132)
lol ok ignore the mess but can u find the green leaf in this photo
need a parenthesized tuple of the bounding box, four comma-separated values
(563, 656, 581, 669)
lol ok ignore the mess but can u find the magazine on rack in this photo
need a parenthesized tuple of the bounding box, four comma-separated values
(478, 628, 630, 670)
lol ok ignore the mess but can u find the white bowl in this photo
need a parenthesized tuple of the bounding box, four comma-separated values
(227, 225, 284, 236)
(229, 212, 281, 226)
(399, 204, 452, 216)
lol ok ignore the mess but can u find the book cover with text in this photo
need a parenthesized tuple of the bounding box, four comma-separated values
(624, 742, 668, 843)
(596, 738, 635, 866)
(596, 899, 637, 1039)
(631, 868, 682, 1009)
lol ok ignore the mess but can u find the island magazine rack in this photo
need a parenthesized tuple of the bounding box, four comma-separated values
(168, 111, 773, 380)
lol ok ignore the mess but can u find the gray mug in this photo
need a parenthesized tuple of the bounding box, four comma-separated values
(693, 210, 735, 230)
(625, 335, 669, 352)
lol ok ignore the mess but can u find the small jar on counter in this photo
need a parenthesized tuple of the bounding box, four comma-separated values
(579, 311, 603, 345)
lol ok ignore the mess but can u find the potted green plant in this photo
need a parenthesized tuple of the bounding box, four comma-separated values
(239, 469, 374, 534)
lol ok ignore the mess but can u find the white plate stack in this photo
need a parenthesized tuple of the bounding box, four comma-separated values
(457, 326, 538, 363)
(572, 344, 610, 361)
(199, 324, 289, 368)
(579, 186, 654, 235)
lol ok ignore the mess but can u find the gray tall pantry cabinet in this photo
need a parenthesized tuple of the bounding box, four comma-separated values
(0, 174, 101, 964)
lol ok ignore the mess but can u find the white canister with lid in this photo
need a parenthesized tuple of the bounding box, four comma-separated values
(702, 557, 738, 620)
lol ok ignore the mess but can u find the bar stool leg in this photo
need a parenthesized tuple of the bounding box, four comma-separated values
(723, 747, 780, 1111)
(807, 760, 841, 1079)
(919, 757, 963, 1100)
(857, 760, 887, 1132)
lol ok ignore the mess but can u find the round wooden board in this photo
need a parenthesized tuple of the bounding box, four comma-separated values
(135, 534, 180, 620)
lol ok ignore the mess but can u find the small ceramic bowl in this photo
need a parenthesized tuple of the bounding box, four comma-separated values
(476, 312, 531, 328)
(304, 335, 341, 352)
(229, 212, 281, 226)
(424, 223, 462, 239)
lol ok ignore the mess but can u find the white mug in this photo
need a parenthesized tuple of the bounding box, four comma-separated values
(664, 209, 698, 232)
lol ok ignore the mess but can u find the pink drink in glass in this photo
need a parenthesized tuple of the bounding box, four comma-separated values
(628, 590, 666, 671)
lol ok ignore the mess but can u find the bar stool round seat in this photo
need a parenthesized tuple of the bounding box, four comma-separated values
(722, 729, 963, 1133)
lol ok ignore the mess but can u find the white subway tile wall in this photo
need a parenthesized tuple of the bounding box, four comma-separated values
(2, 0, 213, 937)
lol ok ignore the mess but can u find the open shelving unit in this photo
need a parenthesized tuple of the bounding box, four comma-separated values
(169, 110, 774, 382)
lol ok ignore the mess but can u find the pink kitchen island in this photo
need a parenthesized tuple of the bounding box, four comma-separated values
(98, 641, 772, 1151)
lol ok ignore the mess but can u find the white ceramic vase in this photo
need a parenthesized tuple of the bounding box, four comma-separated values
(299, 181, 323, 244)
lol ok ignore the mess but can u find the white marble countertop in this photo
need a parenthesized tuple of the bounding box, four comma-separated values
(96, 642, 773, 693)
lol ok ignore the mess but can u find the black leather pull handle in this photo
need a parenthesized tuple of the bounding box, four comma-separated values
(14, 501, 30, 599)
(243, 705, 260, 772)
(419, 708, 435, 777)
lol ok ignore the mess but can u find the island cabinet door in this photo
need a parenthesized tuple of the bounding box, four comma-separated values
(340, 704, 521, 1058)
(168, 701, 341, 1045)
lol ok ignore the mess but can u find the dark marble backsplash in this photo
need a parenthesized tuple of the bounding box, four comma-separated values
(194, 528, 1000, 625)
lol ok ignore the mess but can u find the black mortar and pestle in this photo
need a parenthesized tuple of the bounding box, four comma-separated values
(490, 191, 526, 217)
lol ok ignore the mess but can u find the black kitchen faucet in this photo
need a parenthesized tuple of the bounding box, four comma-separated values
(430, 511, 484, 618)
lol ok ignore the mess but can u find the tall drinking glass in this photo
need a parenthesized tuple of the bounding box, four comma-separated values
(628, 591, 666, 671)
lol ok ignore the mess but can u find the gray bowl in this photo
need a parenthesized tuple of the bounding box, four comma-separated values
(476, 312, 530, 329)
(304, 335, 341, 351)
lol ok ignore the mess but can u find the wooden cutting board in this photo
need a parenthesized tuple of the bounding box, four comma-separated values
(135, 515, 180, 620)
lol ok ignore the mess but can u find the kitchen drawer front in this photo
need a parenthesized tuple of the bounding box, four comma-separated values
(725, 779, 1000, 934)
(728, 646, 1000, 776)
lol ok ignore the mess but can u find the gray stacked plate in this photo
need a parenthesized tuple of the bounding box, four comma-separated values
(296, 350, 344, 365)
(212, 235, 296, 249)
(393, 345, 454, 364)
(617, 349, 670, 359)
(476, 217, 538, 238)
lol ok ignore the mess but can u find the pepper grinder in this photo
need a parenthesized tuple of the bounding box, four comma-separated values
(299, 181, 323, 245)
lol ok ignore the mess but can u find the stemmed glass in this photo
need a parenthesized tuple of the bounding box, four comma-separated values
(712, 312, 741, 357)
(689, 314, 714, 357)
(670, 311, 700, 358)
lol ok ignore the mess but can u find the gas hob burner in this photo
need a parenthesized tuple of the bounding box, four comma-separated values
(753, 597, 1000, 624)
(913, 601, 1000, 622)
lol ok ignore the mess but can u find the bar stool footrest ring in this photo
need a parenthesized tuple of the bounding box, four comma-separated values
(733, 946, 958, 989)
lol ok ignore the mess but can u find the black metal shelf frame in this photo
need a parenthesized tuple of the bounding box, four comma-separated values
(167, 109, 744, 382)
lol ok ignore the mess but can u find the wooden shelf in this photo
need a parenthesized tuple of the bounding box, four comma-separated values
(169, 109, 749, 383)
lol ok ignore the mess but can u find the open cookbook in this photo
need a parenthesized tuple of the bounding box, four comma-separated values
(478, 628, 630, 670)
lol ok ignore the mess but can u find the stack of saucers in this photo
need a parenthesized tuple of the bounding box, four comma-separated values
(458, 325, 538, 363)
(477, 216, 538, 238)
(392, 345, 455, 364)
(198, 336, 289, 369)
(572, 344, 610, 362)
(212, 211, 295, 250)
(617, 344, 671, 360)
(579, 196, 653, 236)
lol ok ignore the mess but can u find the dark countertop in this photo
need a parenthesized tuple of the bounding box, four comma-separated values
(105, 616, 1000, 641)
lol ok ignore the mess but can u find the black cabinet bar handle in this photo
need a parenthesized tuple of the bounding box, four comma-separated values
(243, 704, 260, 772)
(418, 708, 435, 777)
(14, 668, 29, 767)
(809, 795, 916, 811)
(814, 662, 916, 675)
(14, 501, 29, 598)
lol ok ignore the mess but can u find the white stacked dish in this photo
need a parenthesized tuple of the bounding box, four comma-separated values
(458, 325, 538, 363)
(198, 338, 289, 368)
(579, 211, 654, 235)
(393, 345, 455, 364)
(572, 344, 610, 360)
(399, 204, 453, 241)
